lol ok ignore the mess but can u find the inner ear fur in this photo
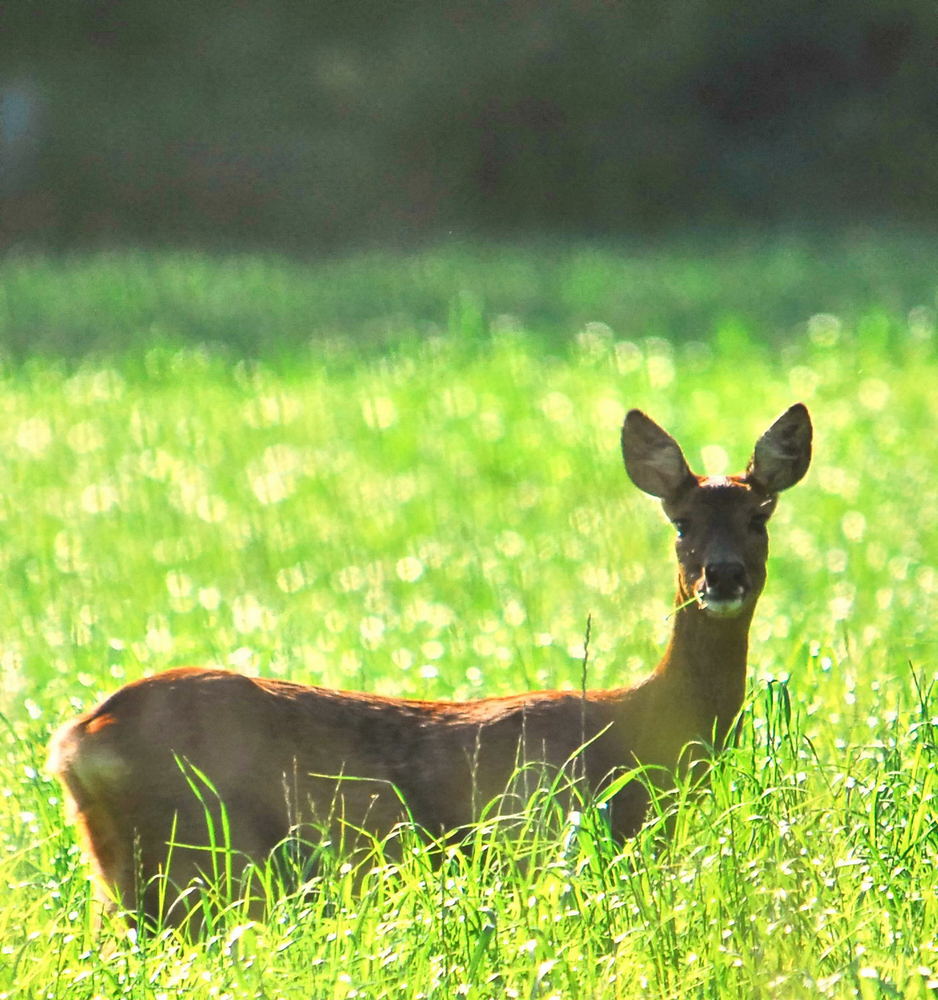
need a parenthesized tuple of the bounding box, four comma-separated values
(746, 402, 813, 494)
(621, 409, 696, 500)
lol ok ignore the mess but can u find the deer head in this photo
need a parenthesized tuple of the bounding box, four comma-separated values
(621, 404, 812, 618)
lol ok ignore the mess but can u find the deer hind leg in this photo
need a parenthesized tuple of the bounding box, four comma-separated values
(49, 723, 141, 917)
(63, 789, 138, 919)
(52, 730, 236, 927)
(75, 802, 202, 929)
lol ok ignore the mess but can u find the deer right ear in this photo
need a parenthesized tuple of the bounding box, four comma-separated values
(621, 410, 696, 500)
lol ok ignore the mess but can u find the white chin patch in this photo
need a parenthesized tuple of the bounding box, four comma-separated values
(696, 592, 746, 618)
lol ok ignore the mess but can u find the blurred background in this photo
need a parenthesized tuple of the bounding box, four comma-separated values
(1, 0, 936, 254)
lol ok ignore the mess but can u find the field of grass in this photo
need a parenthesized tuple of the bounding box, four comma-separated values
(0, 238, 936, 998)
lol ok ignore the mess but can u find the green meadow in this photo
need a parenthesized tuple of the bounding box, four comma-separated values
(1, 238, 936, 998)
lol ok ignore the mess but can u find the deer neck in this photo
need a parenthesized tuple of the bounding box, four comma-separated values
(652, 594, 756, 747)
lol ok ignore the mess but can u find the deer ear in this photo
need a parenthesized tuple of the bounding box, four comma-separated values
(621, 410, 696, 500)
(747, 403, 812, 494)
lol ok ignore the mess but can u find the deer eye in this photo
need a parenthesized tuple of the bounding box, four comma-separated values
(672, 518, 690, 538)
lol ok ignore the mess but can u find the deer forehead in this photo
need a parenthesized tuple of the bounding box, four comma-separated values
(663, 478, 775, 520)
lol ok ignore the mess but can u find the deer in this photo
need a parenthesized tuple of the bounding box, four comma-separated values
(48, 403, 811, 927)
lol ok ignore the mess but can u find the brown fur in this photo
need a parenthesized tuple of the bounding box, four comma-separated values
(48, 404, 812, 925)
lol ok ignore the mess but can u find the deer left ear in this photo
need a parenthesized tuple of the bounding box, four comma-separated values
(746, 403, 812, 494)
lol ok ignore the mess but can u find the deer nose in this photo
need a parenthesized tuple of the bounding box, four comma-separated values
(703, 560, 748, 599)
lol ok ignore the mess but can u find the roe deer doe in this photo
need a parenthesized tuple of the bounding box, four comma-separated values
(48, 403, 811, 926)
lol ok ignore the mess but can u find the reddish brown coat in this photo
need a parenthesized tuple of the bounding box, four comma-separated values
(48, 403, 812, 925)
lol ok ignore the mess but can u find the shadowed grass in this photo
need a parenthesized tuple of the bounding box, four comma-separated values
(0, 232, 935, 361)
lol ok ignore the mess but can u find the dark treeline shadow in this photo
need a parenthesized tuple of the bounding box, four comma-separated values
(1, 1, 936, 254)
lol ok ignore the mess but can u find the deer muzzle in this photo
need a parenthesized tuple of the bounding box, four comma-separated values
(695, 560, 750, 617)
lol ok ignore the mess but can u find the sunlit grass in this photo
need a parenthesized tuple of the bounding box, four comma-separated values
(1, 245, 937, 997)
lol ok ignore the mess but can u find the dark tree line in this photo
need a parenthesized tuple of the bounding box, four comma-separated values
(2, 0, 935, 251)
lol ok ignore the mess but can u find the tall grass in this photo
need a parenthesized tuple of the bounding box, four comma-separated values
(0, 243, 936, 997)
